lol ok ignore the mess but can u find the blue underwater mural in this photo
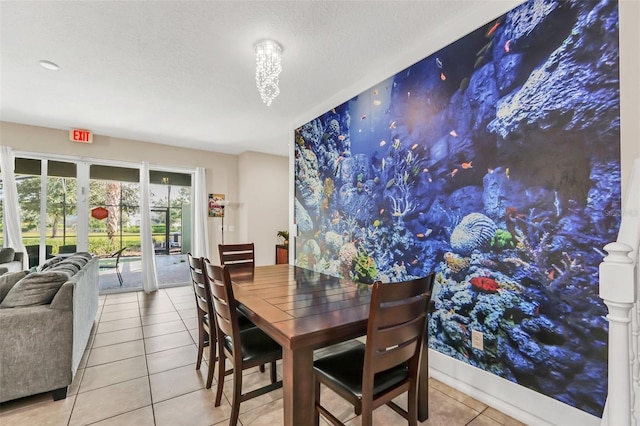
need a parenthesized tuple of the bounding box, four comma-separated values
(294, 0, 620, 416)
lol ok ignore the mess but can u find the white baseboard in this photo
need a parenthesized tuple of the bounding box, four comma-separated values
(429, 349, 602, 426)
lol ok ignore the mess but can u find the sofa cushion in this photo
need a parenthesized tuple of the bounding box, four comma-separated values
(0, 248, 15, 264)
(50, 262, 80, 276)
(0, 271, 28, 304)
(0, 271, 70, 308)
(58, 256, 87, 270)
(38, 256, 63, 272)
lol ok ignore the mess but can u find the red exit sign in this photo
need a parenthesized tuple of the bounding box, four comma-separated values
(69, 129, 93, 143)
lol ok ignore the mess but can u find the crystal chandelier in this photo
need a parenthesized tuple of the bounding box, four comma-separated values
(255, 40, 282, 106)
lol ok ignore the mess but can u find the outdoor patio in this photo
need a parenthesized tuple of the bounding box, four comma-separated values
(98, 253, 190, 293)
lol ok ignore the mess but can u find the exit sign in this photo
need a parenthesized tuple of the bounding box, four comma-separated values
(69, 129, 93, 143)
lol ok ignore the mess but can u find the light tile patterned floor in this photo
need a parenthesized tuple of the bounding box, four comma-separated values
(0, 287, 527, 426)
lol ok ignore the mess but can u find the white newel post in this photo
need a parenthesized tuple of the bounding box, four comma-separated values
(600, 242, 637, 426)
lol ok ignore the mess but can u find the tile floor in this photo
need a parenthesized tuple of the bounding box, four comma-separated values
(0, 287, 527, 426)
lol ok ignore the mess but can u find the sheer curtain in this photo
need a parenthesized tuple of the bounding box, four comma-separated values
(0, 146, 28, 269)
(193, 167, 211, 260)
(140, 162, 158, 293)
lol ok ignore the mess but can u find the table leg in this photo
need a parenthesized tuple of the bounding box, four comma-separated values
(418, 339, 429, 421)
(283, 346, 315, 426)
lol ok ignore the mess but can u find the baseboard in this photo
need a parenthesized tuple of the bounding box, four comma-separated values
(428, 349, 601, 426)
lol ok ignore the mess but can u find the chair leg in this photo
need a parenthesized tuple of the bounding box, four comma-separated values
(116, 268, 123, 286)
(408, 386, 418, 426)
(205, 331, 216, 389)
(270, 361, 277, 383)
(314, 379, 321, 426)
(361, 398, 373, 426)
(229, 362, 243, 426)
(195, 325, 204, 370)
(214, 344, 226, 406)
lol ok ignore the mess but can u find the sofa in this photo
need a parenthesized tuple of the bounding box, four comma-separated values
(0, 248, 24, 274)
(0, 253, 99, 402)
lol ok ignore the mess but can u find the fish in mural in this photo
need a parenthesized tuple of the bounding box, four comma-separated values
(380, 140, 386, 147)
(459, 77, 470, 91)
(449, 130, 458, 137)
(461, 161, 473, 169)
(485, 17, 503, 38)
(469, 277, 500, 293)
(504, 39, 512, 53)
(389, 121, 396, 129)
(449, 168, 459, 178)
(440, 72, 446, 81)
(476, 40, 493, 57)
(436, 57, 443, 68)
(373, 99, 382, 106)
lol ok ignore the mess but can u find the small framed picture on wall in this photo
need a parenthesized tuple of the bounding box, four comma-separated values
(208, 193, 225, 217)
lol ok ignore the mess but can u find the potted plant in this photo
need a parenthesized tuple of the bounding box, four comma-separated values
(277, 230, 289, 247)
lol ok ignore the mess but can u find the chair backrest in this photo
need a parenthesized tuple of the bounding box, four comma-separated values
(204, 261, 242, 355)
(363, 274, 435, 385)
(218, 243, 255, 278)
(187, 253, 214, 320)
(112, 246, 127, 261)
(59, 244, 77, 254)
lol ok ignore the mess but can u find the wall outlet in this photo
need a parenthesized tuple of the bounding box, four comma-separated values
(471, 330, 484, 351)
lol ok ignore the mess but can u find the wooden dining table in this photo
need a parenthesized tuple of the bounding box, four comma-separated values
(231, 264, 429, 426)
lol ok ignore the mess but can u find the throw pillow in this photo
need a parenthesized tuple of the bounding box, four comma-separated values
(0, 271, 28, 304)
(0, 271, 69, 308)
(0, 248, 15, 264)
(38, 256, 63, 272)
(72, 252, 93, 261)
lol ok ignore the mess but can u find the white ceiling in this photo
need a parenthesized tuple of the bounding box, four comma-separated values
(0, 1, 518, 157)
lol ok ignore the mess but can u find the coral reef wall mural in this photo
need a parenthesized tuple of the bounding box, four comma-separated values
(294, 0, 620, 416)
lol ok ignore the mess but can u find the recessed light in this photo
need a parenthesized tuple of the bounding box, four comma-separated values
(39, 60, 59, 71)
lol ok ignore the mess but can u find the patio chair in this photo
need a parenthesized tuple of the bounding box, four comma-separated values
(59, 244, 77, 254)
(99, 247, 127, 286)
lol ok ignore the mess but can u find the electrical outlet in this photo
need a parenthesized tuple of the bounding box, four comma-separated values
(471, 330, 484, 351)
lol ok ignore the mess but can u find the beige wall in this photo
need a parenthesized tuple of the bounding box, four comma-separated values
(0, 121, 287, 261)
(238, 151, 289, 266)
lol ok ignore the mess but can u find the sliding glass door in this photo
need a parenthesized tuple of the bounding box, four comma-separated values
(5, 153, 194, 293)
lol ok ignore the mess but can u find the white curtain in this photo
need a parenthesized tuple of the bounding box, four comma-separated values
(140, 162, 158, 293)
(0, 146, 28, 269)
(193, 167, 211, 260)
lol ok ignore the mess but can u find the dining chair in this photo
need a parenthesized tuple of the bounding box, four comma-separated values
(313, 273, 435, 426)
(218, 243, 255, 280)
(187, 253, 258, 389)
(187, 253, 217, 389)
(204, 261, 283, 426)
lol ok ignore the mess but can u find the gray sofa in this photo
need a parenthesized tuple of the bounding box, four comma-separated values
(0, 249, 24, 274)
(0, 253, 99, 402)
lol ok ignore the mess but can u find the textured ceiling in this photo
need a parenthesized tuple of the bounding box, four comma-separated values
(0, 1, 519, 157)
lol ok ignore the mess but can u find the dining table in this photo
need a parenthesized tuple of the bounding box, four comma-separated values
(231, 264, 429, 426)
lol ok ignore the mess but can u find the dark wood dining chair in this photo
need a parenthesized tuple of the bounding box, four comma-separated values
(204, 261, 283, 426)
(218, 243, 255, 280)
(187, 253, 217, 389)
(313, 273, 435, 426)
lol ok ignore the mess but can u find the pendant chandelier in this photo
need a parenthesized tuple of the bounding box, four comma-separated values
(254, 40, 282, 106)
